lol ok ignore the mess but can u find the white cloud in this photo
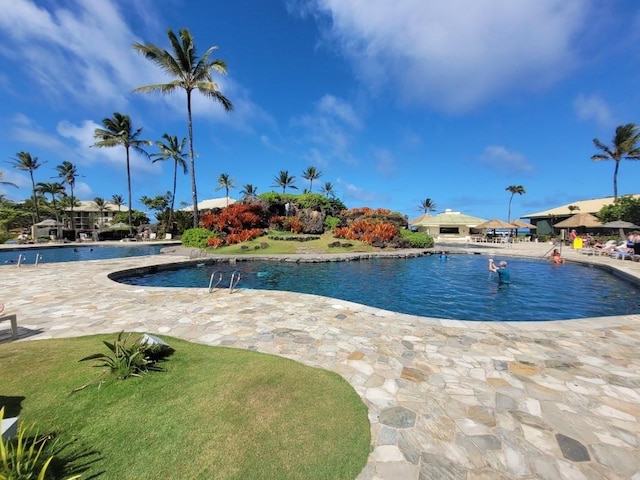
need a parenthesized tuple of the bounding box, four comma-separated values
(295, 0, 588, 112)
(574, 93, 614, 128)
(291, 94, 362, 165)
(373, 148, 397, 175)
(479, 145, 534, 175)
(336, 177, 388, 204)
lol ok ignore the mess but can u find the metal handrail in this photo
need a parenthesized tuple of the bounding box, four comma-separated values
(229, 270, 241, 293)
(16, 254, 26, 267)
(208, 271, 223, 292)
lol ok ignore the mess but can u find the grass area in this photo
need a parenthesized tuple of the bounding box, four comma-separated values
(212, 232, 376, 255)
(0, 335, 370, 480)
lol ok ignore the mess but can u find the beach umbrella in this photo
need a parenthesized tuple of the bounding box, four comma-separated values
(553, 213, 602, 229)
(511, 219, 536, 229)
(600, 220, 640, 241)
(475, 218, 517, 238)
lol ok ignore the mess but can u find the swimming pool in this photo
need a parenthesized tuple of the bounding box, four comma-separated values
(0, 243, 170, 265)
(115, 254, 640, 321)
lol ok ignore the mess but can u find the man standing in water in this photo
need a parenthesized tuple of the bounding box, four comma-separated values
(488, 258, 510, 285)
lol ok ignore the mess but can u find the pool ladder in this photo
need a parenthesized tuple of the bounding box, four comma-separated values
(15, 253, 43, 267)
(209, 270, 241, 294)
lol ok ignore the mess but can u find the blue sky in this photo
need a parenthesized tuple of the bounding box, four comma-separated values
(1, 0, 640, 221)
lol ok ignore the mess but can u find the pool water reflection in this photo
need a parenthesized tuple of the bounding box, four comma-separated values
(116, 255, 640, 321)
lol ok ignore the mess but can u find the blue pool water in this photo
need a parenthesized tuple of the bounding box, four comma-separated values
(0, 244, 168, 265)
(116, 255, 640, 321)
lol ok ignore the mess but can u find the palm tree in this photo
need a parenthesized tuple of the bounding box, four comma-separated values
(93, 197, 107, 229)
(592, 123, 640, 200)
(320, 182, 335, 198)
(302, 166, 322, 192)
(93, 112, 151, 234)
(272, 170, 298, 194)
(505, 185, 526, 223)
(111, 194, 124, 211)
(133, 28, 233, 228)
(215, 173, 235, 206)
(0, 170, 18, 188)
(240, 184, 258, 201)
(418, 198, 437, 214)
(8, 151, 45, 223)
(36, 182, 65, 223)
(151, 134, 188, 231)
(55, 161, 80, 231)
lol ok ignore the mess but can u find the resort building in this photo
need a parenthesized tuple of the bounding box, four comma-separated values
(62, 201, 129, 231)
(522, 194, 640, 235)
(410, 209, 487, 239)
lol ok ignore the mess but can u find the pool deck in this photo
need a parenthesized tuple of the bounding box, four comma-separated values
(1, 241, 639, 479)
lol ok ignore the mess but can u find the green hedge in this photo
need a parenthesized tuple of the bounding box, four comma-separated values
(181, 228, 216, 248)
(399, 229, 434, 248)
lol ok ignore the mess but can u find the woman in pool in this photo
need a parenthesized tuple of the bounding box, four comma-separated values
(550, 248, 565, 265)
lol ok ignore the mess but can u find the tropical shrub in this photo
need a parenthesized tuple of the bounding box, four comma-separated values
(324, 215, 341, 230)
(0, 407, 80, 480)
(78, 332, 172, 382)
(334, 219, 399, 245)
(284, 216, 303, 234)
(181, 228, 216, 248)
(399, 229, 434, 248)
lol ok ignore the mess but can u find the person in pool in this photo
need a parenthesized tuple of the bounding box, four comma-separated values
(439, 251, 448, 260)
(488, 258, 510, 285)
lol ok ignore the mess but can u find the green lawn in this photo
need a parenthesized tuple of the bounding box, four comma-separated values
(0, 335, 370, 480)
(211, 232, 376, 255)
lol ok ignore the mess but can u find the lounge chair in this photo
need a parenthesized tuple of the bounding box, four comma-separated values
(0, 304, 19, 340)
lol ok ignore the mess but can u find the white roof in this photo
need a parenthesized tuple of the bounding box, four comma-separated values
(180, 197, 236, 212)
(522, 194, 640, 219)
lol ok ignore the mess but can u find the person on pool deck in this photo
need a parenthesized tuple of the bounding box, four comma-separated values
(488, 258, 510, 285)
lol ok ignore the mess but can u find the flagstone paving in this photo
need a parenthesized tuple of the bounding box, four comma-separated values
(1, 241, 639, 479)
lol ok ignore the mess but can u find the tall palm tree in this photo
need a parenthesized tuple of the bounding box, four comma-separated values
(215, 173, 235, 206)
(320, 182, 335, 198)
(8, 151, 45, 223)
(111, 194, 124, 211)
(592, 123, 640, 201)
(418, 198, 437, 214)
(151, 134, 188, 230)
(505, 185, 526, 223)
(240, 184, 258, 201)
(36, 181, 65, 223)
(0, 170, 18, 188)
(93, 197, 107, 229)
(302, 166, 322, 192)
(133, 28, 233, 228)
(93, 112, 150, 234)
(55, 161, 80, 231)
(272, 170, 298, 194)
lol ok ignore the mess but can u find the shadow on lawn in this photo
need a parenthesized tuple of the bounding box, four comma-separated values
(48, 437, 104, 480)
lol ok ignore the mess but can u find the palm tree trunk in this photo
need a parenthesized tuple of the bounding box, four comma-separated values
(507, 195, 514, 223)
(170, 160, 178, 233)
(187, 91, 198, 228)
(613, 160, 620, 201)
(30, 172, 40, 223)
(126, 146, 133, 234)
(51, 196, 59, 223)
(70, 187, 75, 233)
